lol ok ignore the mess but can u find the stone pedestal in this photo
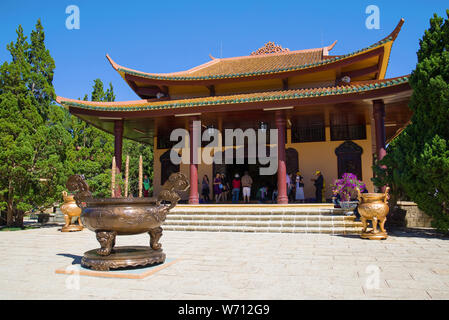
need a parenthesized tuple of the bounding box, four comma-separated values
(81, 246, 165, 271)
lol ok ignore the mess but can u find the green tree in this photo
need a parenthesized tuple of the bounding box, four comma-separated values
(0, 21, 70, 226)
(66, 79, 153, 197)
(374, 10, 449, 232)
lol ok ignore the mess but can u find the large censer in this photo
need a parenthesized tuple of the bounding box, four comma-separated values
(66, 172, 189, 271)
(356, 187, 390, 240)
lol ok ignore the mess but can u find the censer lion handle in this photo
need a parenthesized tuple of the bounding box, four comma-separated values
(384, 186, 390, 203)
(156, 172, 190, 210)
(66, 175, 92, 207)
(356, 187, 362, 203)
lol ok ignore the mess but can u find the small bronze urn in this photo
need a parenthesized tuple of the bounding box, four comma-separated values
(66, 173, 189, 271)
(357, 187, 390, 240)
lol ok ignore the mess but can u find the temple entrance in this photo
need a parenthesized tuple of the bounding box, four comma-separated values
(212, 148, 277, 202)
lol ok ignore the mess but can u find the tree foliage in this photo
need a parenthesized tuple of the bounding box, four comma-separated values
(374, 10, 449, 232)
(66, 79, 153, 198)
(0, 20, 71, 226)
(0, 20, 154, 226)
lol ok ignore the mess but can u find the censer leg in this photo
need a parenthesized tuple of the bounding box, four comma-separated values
(78, 216, 84, 227)
(379, 217, 387, 233)
(361, 217, 368, 233)
(63, 214, 70, 228)
(372, 218, 379, 234)
(148, 227, 163, 250)
(96, 231, 117, 256)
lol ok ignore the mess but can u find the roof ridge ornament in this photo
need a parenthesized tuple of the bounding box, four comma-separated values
(251, 41, 290, 56)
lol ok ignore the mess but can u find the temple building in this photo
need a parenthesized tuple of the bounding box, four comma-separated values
(57, 19, 412, 204)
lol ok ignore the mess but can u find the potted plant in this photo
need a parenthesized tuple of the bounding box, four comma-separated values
(331, 173, 366, 213)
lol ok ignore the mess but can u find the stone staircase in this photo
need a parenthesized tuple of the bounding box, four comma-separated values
(165, 204, 363, 234)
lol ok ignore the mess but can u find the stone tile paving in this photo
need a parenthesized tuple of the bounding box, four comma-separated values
(0, 226, 448, 299)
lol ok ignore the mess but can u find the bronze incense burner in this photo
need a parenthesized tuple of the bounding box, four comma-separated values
(357, 187, 390, 240)
(66, 173, 189, 271)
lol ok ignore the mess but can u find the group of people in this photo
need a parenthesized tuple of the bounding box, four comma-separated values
(201, 171, 263, 204)
(202, 170, 326, 204)
(286, 170, 325, 203)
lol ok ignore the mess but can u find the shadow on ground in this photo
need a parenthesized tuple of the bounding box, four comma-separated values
(57, 253, 82, 265)
(334, 226, 448, 240)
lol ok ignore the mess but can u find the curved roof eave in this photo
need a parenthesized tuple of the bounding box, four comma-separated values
(57, 75, 411, 117)
(105, 19, 404, 86)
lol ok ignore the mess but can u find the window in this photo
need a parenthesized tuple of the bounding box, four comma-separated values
(330, 113, 366, 141)
(291, 114, 325, 143)
(335, 141, 363, 180)
(157, 132, 181, 149)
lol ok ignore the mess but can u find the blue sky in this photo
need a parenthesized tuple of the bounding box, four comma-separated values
(0, 0, 448, 101)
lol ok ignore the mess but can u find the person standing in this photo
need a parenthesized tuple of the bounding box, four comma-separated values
(231, 174, 241, 204)
(241, 171, 253, 203)
(201, 175, 210, 203)
(143, 175, 151, 197)
(257, 186, 267, 203)
(311, 170, 324, 203)
(221, 173, 230, 202)
(286, 172, 292, 203)
(213, 173, 223, 203)
(295, 172, 305, 203)
(271, 187, 278, 203)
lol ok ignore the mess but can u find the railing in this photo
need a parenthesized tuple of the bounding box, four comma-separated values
(331, 124, 366, 141)
(291, 125, 325, 143)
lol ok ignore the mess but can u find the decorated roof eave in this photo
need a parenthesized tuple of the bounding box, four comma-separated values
(57, 76, 411, 119)
(106, 19, 404, 88)
(74, 113, 155, 146)
(122, 46, 385, 88)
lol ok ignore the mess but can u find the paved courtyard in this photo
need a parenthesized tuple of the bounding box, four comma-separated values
(1, 225, 449, 299)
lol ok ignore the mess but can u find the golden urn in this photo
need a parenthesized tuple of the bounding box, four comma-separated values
(60, 191, 83, 232)
(356, 187, 390, 240)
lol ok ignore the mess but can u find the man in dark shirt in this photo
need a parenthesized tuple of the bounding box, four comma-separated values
(311, 170, 324, 203)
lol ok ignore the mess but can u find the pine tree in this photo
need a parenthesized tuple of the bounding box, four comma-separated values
(375, 10, 449, 232)
(0, 21, 70, 226)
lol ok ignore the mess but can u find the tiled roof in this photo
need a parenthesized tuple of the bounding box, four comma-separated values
(109, 37, 391, 82)
(57, 75, 410, 112)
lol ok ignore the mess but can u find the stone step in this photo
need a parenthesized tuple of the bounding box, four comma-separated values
(166, 205, 360, 234)
(163, 225, 363, 234)
(170, 208, 349, 216)
(166, 214, 355, 221)
(164, 219, 362, 228)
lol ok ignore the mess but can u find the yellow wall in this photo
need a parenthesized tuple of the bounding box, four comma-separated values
(286, 125, 374, 200)
(153, 125, 374, 201)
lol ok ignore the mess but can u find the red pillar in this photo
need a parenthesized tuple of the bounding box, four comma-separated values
(276, 111, 288, 204)
(114, 120, 123, 197)
(188, 117, 200, 204)
(373, 100, 387, 192)
(373, 99, 387, 162)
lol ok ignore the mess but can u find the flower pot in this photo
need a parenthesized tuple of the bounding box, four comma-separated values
(339, 201, 359, 212)
(356, 187, 390, 240)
